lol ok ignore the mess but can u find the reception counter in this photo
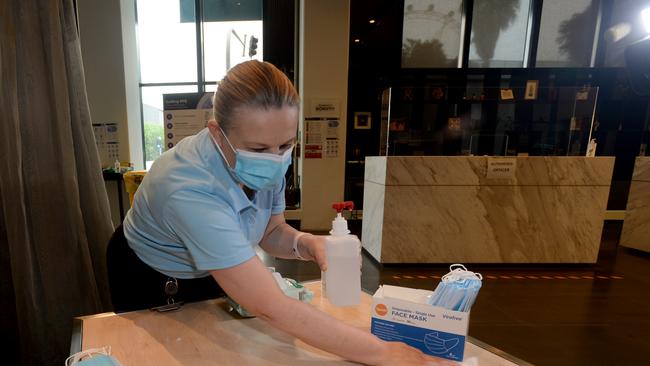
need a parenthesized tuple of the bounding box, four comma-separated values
(362, 156, 615, 264)
(620, 157, 650, 252)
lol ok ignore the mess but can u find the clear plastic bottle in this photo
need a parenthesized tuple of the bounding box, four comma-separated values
(322, 201, 361, 306)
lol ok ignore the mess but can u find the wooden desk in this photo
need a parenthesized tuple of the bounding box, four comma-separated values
(71, 282, 530, 365)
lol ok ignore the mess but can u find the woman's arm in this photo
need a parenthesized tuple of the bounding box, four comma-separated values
(210, 256, 441, 366)
(258, 214, 299, 259)
(258, 214, 327, 270)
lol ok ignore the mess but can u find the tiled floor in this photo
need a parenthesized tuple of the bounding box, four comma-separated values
(260, 221, 650, 366)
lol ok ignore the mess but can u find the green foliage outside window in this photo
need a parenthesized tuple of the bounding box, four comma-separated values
(144, 122, 164, 163)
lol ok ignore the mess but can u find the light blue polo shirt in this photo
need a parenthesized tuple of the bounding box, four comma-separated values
(123, 128, 285, 279)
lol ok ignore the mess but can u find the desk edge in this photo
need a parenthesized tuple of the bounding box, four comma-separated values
(467, 336, 535, 366)
(70, 318, 83, 356)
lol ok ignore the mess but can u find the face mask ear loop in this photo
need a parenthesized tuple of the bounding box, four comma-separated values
(218, 125, 237, 154)
(210, 130, 238, 174)
(65, 346, 111, 366)
(450, 264, 467, 272)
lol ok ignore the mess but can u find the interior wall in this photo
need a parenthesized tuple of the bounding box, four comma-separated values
(77, 0, 142, 169)
(299, 0, 351, 231)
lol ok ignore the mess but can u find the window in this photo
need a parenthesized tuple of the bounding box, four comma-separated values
(401, 0, 463, 68)
(535, 0, 598, 67)
(603, 0, 650, 67)
(137, 0, 198, 83)
(468, 0, 532, 68)
(136, 0, 263, 167)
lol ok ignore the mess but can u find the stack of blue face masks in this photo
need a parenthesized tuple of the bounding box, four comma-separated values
(428, 264, 482, 312)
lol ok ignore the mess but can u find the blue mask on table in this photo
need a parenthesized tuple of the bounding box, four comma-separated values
(211, 128, 293, 192)
(66, 347, 122, 366)
(428, 264, 482, 312)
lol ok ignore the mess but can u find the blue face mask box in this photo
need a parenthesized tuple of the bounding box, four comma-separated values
(370, 285, 470, 362)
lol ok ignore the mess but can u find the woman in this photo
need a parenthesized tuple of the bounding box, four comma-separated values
(108, 60, 448, 365)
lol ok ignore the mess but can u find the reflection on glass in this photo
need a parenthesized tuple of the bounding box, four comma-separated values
(141, 85, 198, 166)
(136, 0, 198, 83)
(401, 0, 463, 68)
(381, 86, 599, 157)
(604, 0, 649, 67)
(536, 0, 598, 67)
(468, 0, 531, 68)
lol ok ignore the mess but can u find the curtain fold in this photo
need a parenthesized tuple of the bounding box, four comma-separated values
(0, 0, 114, 364)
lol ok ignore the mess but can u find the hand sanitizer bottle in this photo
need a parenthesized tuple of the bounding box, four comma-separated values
(322, 201, 361, 306)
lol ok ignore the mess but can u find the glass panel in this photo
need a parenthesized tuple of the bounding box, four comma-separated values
(536, 0, 598, 67)
(136, 0, 198, 83)
(401, 0, 463, 68)
(203, 21, 264, 81)
(468, 0, 531, 68)
(202, 0, 263, 82)
(603, 0, 650, 67)
(200, 0, 262, 21)
(205, 83, 218, 92)
(141, 85, 199, 167)
(381, 86, 599, 157)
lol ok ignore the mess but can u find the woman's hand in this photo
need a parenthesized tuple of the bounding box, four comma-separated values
(298, 234, 328, 271)
(376, 342, 458, 366)
(298, 233, 363, 272)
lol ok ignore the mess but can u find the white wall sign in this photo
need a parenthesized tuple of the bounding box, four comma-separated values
(487, 157, 517, 179)
(309, 98, 340, 118)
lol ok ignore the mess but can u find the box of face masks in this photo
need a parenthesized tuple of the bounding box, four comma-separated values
(370, 285, 469, 362)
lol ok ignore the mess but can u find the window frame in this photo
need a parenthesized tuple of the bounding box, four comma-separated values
(455, 0, 609, 69)
(134, 0, 260, 165)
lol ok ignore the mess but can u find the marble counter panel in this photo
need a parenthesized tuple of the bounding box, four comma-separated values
(365, 156, 614, 186)
(362, 156, 614, 263)
(620, 157, 650, 252)
(361, 181, 385, 261)
(631, 156, 650, 181)
(364, 156, 387, 185)
(377, 186, 608, 263)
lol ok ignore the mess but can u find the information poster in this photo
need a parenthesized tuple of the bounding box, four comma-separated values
(305, 118, 340, 159)
(92, 122, 119, 168)
(163, 92, 214, 150)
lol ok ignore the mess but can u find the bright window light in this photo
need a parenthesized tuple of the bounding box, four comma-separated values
(641, 7, 650, 33)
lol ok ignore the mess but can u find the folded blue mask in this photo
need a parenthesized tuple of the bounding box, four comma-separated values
(428, 264, 482, 312)
(66, 347, 122, 366)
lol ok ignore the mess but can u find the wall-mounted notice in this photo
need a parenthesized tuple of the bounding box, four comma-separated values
(92, 122, 119, 168)
(163, 92, 214, 150)
(305, 118, 340, 159)
(309, 98, 340, 118)
(487, 157, 517, 179)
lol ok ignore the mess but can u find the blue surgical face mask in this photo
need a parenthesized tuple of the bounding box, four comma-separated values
(428, 264, 482, 312)
(211, 127, 293, 191)
(66, 347, 122, 366)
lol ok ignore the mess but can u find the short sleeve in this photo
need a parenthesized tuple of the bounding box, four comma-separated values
(162, 189, 256, 271)
(271, 177, 286, 214)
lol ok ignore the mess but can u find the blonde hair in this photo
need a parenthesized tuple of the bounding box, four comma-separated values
(213, 60, 299, 131)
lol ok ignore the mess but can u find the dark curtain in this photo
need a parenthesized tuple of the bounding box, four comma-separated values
(0, 0, 114, 364)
